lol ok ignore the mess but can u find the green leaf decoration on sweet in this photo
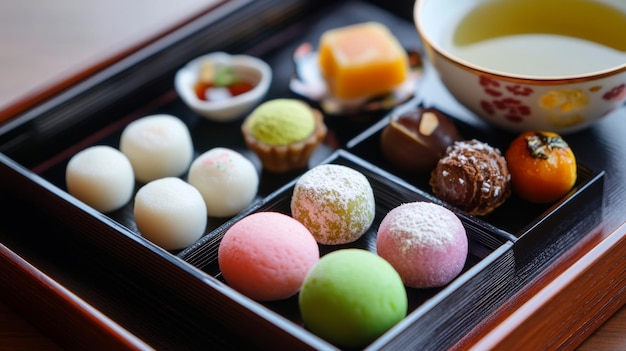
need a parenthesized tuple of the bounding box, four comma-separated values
(214, 66, 238, 87)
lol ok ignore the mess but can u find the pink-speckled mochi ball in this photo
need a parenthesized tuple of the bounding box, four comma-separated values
(218, 211, 320, 301)
(376, 202, 468, 288)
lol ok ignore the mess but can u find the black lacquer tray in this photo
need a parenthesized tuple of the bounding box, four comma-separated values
(0, 0, 607, 349)
(177, 150, 514, 350)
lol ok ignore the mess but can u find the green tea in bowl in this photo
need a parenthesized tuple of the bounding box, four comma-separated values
(445, 0, 626, 77)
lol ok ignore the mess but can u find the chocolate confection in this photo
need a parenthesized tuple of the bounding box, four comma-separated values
(380, 107, 461, 172)
(430, 139, 511, 216)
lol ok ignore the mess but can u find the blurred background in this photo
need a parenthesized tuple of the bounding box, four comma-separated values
(0, 0, 217, 110)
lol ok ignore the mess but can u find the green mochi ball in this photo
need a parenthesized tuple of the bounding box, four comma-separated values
(299, 249, 408, 348)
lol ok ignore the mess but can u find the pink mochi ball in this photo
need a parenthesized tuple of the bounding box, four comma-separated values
(218, 211, 320, 301)
(376, 202, 468, 288)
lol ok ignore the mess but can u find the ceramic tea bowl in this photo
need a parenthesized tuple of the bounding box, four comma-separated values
(414, 0, 626, 134)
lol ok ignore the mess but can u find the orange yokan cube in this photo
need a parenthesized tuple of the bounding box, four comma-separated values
(318, 22, 409, 100)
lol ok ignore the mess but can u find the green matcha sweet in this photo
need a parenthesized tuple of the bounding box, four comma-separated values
(241, 98, 327, 173)
(246, 99, 315, 145)
(299, 249, 407, 348)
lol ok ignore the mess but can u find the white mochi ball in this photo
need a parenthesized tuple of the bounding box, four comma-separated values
(188, 147, 259, 217)
(120, 114, 193, 183)
(66, 145, 135, 212)
(134, 177, 207, 250)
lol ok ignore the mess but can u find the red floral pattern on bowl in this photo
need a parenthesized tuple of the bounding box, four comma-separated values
(424, 55, 626, 133)
(472, 75, 626, 131)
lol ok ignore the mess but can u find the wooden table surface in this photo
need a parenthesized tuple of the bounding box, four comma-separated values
(0, 0, 625, 350)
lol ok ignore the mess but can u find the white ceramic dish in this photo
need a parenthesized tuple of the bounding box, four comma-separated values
(175, 52, 272, 122)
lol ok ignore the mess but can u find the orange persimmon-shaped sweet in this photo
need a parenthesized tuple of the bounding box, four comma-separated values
(504, 131, 577, 204)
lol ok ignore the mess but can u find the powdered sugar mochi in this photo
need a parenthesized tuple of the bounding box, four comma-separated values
(290, 164, 375, 245)
(376, 201, 468, 288)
